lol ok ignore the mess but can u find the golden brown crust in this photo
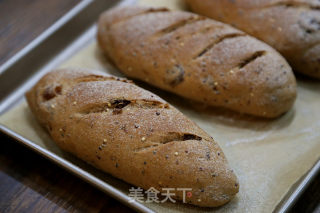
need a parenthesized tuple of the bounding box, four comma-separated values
(97, 6, 297, 118)
(26, 68, 239, 207)
(186, 0, 320, 79)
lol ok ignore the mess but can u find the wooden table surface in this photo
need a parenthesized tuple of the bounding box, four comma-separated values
(0, 0, 319, 212)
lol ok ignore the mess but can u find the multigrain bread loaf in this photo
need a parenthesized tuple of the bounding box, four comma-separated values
(26, 68, 239, 207)
(97, 6, 297, 118)
(185, 0, 320, 79)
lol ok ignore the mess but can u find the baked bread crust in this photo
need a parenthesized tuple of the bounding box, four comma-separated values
(186, 0, 320, 79)
(97, 6, 297, 118)
(26, 68, 239, 207)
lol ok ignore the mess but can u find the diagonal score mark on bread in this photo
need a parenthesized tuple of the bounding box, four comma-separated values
(75, 74, 132, 84)
(172, 23, 225, 42)
(261, 1, 320, 10)
(134, 132, 203, 153)
(152, 15, 206, 38)
(221, 51, 267, 73)
(238, 50, 267, 69)
(194, 33, 246, 59)
(41, 74, 132, 103)
(78, 99, 169, 115)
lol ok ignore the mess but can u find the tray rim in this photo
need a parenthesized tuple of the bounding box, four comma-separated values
(0, 0, 319, 212)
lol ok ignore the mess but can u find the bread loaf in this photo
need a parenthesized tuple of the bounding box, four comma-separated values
(97, 6, 297, 118)
(26, 68, 239, 207)
(185, 0, 320, 79)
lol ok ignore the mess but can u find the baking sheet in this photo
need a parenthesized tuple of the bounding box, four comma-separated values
(1, 0, 320, 212)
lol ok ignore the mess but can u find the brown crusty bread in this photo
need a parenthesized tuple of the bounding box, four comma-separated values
(25, 68, 239, 207)
(185, 0, 320, 79)
(97, 6, 297, 118)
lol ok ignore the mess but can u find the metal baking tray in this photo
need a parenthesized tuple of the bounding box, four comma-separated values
(0, 0, 319, 212)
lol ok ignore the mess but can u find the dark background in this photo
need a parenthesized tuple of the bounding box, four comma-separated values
(0, 0, 319, 212)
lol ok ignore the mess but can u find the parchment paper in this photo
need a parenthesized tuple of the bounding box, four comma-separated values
(1, 0, 320, 212)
